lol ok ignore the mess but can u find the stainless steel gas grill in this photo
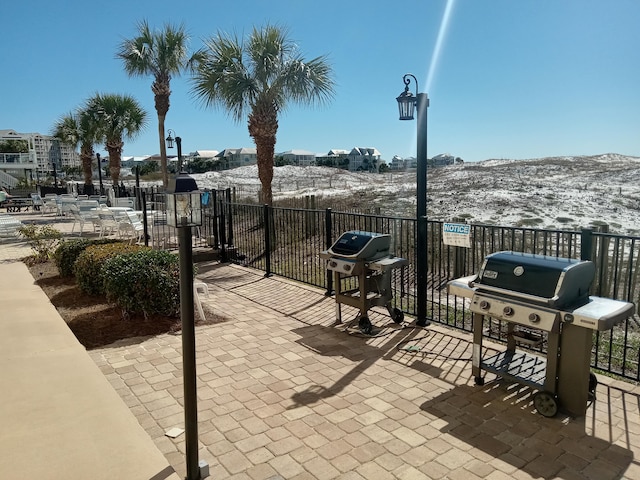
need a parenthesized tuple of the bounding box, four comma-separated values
(320, 231, 407, 334)
(448, 251, 635, 417)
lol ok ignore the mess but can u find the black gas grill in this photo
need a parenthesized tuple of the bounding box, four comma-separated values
(449, 251, 634, 417)
(320, 231, 407, 334)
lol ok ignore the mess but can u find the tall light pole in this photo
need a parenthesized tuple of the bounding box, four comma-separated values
(96, 153, 104, 195)
(166, 129, 183, 173)
(397, 73, 430, 327)
(166, 132, 208, 480)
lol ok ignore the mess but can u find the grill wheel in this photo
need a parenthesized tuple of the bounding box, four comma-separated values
(358, 316, 373, 335)
(533, 391, 558, 417)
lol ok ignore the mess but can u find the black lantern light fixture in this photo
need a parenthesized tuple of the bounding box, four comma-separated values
(166, 129, 183, 172)
(397, 73, 430, 327)
(165, 131, 207, 480)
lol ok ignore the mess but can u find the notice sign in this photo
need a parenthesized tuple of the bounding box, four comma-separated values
(442, 223, 471, 248)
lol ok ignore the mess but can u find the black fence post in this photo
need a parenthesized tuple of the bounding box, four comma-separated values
(219, 202, 227, 263)
(142, 191, 149, 247)
(264, 204, 272, 277)
(325, 208, 333, 296)
(211, 190, 219, 250)
(580, 228, 593, 261)
(226, 188, 234, 247)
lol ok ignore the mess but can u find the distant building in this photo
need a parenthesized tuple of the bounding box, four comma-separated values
(389, 155, 407, 171)
(430, 153, 455, 167)
(187, 150, 219, 161)
(348, 147, 382, 172)
(215, 148, 257, 170)
(315, 149, 349, 168)
(278, 149, 316, 167)
(0, 129, 80, 178)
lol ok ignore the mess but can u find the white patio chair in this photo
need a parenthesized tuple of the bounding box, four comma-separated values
(119, 211, 144, 243)
(59, 197, 77, 216)
(113, 197, 136, 209)
(69, 204, 99, 236)
(42, 195, 58, 215)
(30, 193, 44, 214)
(98, 208, 120, 238)
(0, 215, 24, 238)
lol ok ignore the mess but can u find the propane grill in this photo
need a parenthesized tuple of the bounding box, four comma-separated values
(320, 231, 407, 334)
(448, 251, 635, 417)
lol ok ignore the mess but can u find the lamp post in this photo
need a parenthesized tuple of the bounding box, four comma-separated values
(96, 153, 104, 195)
(396, 73, 430, 327)
(166, 129, 183, 173)
(166, 133, 208, 480)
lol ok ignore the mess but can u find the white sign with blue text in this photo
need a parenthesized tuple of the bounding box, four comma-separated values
(442, 223, 471, 248)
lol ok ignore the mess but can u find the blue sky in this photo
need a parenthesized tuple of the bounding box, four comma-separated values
(2, 0, 639, 162)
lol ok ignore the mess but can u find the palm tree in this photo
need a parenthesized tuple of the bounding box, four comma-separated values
(51, 110, 100, 193)
(117, 20, 193, 188)
(190, 24, 335, 205)
(85, 93, 147, 184)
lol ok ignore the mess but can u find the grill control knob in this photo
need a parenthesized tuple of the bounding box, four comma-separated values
(343, 264, 352, 272)
(329, 261, 337, 268)
(503, 306, 515, 317)
(529, 313, 541, 323)
(479, 300, 490, 310)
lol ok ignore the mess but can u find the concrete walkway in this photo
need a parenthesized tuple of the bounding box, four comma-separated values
(0, 262, 179, 480)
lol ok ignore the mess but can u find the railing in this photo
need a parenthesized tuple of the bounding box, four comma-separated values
(141, 192, 640, 382)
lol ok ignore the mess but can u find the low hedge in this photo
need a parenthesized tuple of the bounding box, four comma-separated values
(54, 238, 122, 277)
(74, 243, 149, 295)
(102, 250, 181, 317)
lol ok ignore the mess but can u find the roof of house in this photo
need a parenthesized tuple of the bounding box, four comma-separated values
(190, 150, 219, 158)
(216, 147, 257, 157)
(324, 149, 349, 156)
(349, 147, 381, 156)
(279, 149, 316, 156)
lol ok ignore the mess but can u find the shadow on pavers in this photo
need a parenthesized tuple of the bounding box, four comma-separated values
(420, 380, 635, 479)
(289, 324, 445, 408)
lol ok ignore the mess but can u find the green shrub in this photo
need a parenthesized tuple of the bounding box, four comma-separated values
(74, 243, 149, 295)
(18, 224, 62, 263)
(102, 250, 181, 317)
(54, 238, 122, 277)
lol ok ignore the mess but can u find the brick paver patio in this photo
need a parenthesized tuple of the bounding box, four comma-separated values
(90, 263, 640, 479)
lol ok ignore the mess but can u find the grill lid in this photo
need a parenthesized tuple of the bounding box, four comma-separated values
(327, 230, 391, 260)
(472, 251, 595, 308)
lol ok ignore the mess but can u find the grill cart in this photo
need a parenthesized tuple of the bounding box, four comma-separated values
(320, 231, 407, 334)
(449, 251, 634, 417)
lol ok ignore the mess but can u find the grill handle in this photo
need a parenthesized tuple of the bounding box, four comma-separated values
(469, 282, 558, 307)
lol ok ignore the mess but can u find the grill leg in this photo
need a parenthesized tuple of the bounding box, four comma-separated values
(556, 323, 592, 416)
(472, 313, 484, 384)
(333, 271, 342, 324)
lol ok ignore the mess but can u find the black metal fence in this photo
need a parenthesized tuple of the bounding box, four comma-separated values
(140, 190, 640, 382)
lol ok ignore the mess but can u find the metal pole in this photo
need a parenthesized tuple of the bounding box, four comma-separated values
(178, 224, 200, 480)
(416, 92, 430, 326)
(97, 153, 103, 195)
(142, 191, 149, 247)
(176, 137, 183, 172)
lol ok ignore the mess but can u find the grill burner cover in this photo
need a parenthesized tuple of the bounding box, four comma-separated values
(327, 230, 391, 261)
(474, 251, 595, 309)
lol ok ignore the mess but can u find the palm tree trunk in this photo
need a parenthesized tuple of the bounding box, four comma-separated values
(249, 103, 278, 206)
(80, 145, 94, 187)
(106, 140, 124, 185)
(255, 136, 275, 205)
